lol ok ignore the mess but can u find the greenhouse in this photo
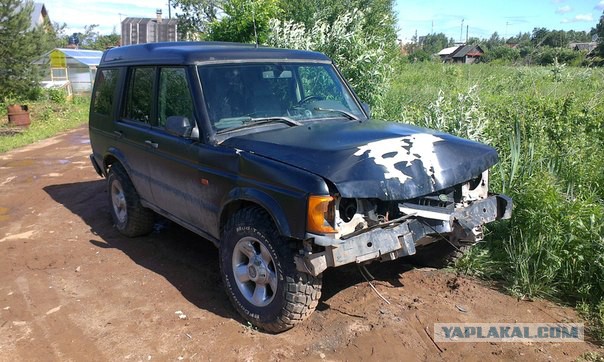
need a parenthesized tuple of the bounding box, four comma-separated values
(33, 48, 103, 93)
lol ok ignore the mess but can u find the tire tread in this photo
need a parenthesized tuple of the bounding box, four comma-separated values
(222, 206, 321, 333)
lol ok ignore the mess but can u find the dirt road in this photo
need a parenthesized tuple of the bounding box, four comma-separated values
(0, 126, 599, 361)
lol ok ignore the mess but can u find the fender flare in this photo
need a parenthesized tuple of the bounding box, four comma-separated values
(220, 187, 296, 239)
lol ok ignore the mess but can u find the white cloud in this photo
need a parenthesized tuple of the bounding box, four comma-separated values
(555, 5, 572, 14)
(596, 0, 604, 10)
(561, 14, 594, 23)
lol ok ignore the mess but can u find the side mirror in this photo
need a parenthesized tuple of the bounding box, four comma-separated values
(361, 102, 371, 118)
(166, 116, 193, 138)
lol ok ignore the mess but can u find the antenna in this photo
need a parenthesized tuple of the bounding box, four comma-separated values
(505, 21, 510, 40)
(250, 0, 258, 47)
(466, 25, 469, 43)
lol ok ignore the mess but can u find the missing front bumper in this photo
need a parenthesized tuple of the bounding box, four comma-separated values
(295, 194, 512, 276)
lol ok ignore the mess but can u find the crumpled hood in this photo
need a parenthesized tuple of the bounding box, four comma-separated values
(221, 119, 499, 200)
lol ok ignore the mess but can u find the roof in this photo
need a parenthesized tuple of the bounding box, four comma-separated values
(438, 45, 484, 59)
(100, 42, 331, 67)
(437, 46, 459, 56)
(452, 45, 484, 58)
(569, 42, 597, 53)
(33, 48, 104, 67)
(122, 17, 179, 26)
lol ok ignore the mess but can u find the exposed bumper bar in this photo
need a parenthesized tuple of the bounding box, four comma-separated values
(295, 194, 512, 276)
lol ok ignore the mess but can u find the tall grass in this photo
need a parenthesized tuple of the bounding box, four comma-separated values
(382, 62, 604, 339)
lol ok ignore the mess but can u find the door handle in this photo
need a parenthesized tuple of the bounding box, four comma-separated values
(145, 140, 158, 149)
(113, 131, 123, 138)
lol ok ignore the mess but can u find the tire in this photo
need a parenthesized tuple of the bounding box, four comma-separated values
(408, 240, 473, 268)
(107, 163, 155, 237)
(220, 207, 322, 333)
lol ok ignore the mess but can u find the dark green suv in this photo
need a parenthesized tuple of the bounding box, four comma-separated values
(89, 42, 512, 332)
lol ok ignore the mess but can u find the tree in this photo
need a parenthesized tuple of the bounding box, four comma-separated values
(172, 0, 224, 39)
(485, 32, 504, 50)
(281, 0, 397, 47)
(267, 9, 395, 112)
(421, 33, 450, 54)
(207, 0, 281, 43)
(92, 32, 120, 50)
(593, 11, 604, 58)
(0, 0, 53, 102)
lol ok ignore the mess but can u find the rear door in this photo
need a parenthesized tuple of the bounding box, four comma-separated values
(113, 66, 156, 202)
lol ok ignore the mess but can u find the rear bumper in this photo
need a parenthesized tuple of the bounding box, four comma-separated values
(295, 194, 512, 276)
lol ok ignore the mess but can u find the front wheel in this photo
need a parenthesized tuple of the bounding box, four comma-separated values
(220, 207, 322, 333)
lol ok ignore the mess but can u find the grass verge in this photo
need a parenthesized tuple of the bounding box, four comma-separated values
(0, 96, 90, 153)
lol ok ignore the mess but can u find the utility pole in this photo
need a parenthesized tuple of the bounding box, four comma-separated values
(505, 21, 509, 40)
(466, 25, 469, 43)
(431, 20, 434, 34)
(460, 19, 464, 43)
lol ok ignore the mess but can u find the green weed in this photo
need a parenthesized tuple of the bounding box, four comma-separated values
(384, 62, 604, 341)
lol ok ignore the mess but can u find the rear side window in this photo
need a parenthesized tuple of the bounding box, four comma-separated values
(158, 67, 194, 128)
(92, 69, 119, 116)
(123, 67, 154, 124)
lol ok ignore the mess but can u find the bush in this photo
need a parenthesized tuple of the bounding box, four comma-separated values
(46, 88, 67, 104)
(482, 46, 521, 64)
(267, 8, 396, 116)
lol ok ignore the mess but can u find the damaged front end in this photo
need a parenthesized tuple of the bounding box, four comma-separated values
(296, 170, 512, 276)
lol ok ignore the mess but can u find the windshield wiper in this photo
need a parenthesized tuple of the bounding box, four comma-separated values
(313, 107, 359, 121)
(217, 116, 302, 134)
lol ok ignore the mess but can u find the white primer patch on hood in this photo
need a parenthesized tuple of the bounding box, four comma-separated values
(353, 134, 444, 184)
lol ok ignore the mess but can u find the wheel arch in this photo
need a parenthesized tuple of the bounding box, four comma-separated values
(102, 148, 129, 176)
(219, 188, 296, 240)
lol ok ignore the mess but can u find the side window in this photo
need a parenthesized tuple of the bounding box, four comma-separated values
(158, 67, 194, 128)
(92, 69, 119, 116)
(123, 67, 154, 124)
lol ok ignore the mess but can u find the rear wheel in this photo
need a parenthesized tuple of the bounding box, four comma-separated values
(220, 207, 322, 333)
(107, 164, 154, 237)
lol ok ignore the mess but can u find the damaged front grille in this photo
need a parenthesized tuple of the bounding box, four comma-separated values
(332, 170, 490, 238)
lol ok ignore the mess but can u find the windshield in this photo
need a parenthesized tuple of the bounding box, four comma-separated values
(198, 63, 365, 132)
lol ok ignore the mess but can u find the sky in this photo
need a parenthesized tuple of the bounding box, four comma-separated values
(41, 0, 604, 42)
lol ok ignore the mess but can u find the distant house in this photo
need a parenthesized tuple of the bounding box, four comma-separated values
(121, 10, 178, 45)
(569, 42, 597, 56)
(33, 48, 103, 93)
(30, 3, 49, 29)
(438, 44, 484, 64)
(16, 2, 51, 31)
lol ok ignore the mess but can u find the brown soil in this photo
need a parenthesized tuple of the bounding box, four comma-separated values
(0, 126, 600, 361)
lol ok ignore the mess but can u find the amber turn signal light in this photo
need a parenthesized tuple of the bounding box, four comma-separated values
(307, 195, 336, 234)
